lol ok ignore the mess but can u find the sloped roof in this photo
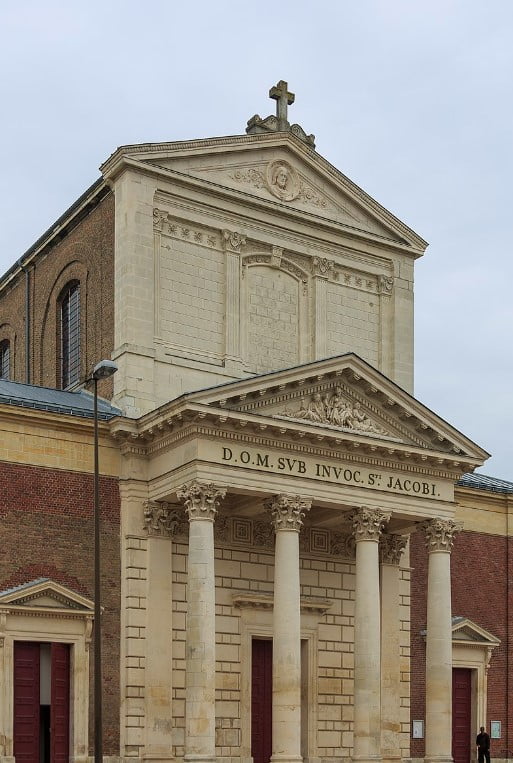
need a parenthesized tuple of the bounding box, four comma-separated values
(458, 472, 513, 494)
(0, 379, 120, 420)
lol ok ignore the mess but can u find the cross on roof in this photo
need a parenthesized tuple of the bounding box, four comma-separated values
(269, 80, 295, 131)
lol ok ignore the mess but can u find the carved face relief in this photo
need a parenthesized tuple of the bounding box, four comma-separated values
(266, 160, 299, 201)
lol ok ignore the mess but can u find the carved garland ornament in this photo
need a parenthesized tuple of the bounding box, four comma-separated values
(421, 518, 462, 552)
(350, 507, 391, 542)
(176, 480, 226, 521)
(265, 494, 312, 532)
(278, 387, 387, 435)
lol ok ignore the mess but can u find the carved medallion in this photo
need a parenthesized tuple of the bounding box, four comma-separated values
(266, 160, 300, 202)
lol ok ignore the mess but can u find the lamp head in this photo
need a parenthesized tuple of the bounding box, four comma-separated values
(91, 359, 118, 381)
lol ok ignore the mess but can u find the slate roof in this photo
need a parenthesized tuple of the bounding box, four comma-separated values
(0, 578, 50, 598)
(0, 379, 120, 420)
(458, 472, 513, 494)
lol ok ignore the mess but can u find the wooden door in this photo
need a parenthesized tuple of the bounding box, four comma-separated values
(51, 643, 70, 763)
(251, 639, 273, 763)
(452, 668, 472, 763)
(13, 641, 41, 763)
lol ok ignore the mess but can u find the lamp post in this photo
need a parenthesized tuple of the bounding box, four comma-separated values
(90, 359, 118, 763)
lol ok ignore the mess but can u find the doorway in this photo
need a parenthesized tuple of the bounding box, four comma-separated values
(452, 667, 472, 763)
(13, 641, 70, 763)
(251, 638, 273, 763)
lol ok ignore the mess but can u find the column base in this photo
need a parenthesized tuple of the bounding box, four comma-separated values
(271, 756, 304, 763)
(184, 756, 216, 763)
(352, 757, 383, 763)
(424, 757, 454, 763)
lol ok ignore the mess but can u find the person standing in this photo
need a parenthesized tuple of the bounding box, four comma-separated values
(476, 726, 491, 763)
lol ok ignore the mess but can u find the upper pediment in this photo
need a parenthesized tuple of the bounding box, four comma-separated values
(100, 133, 427, 253)
(451, 617, 500, 647)
(0, 578, 94, 613)
(179, 353, 488, 467)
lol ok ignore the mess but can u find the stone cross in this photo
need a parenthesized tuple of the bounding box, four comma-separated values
(269, 80, 295, 131)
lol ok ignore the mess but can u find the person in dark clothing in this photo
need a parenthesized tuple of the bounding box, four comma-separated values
(476, 726, 491, 763)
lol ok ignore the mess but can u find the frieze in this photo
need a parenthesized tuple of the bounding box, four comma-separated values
(277, 386, 388, 435)
(153, 208, 219, 248)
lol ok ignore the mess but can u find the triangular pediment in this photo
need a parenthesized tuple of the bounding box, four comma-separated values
(181, 354, 488, 466)
(451, 617, 500, 646)
(100, 134, 426, 252)
(0, 578, 94, 613)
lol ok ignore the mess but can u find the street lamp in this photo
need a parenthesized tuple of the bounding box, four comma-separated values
(90, 359, 118, 763)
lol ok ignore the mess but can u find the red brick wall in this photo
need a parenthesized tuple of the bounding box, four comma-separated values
(0, 461, 121, 756)
(0, 191, 115, 394)
(411, 530, 513, 759)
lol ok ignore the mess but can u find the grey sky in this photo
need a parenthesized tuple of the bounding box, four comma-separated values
(1, 0, 511, 478)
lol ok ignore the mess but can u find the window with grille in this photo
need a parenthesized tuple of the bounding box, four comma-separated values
(0, 340, 9, 379)
(60, 284, 80, 388)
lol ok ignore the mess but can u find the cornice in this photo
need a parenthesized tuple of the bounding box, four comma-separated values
(100, 131, 426, 252)
(232, 591, 332, 614)
(0, 402, 115, 438)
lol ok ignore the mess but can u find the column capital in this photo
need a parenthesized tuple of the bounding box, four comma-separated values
(177, 480, 226, 521)
(379, 533, 407, 565)
(350, 506, 390, 542)
(143, 500, 182, 537)
(421, 517, 462, 552)
(265, 494, 312, 532)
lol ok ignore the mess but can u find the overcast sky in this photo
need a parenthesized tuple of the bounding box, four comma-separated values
(1, 1, 511, 479)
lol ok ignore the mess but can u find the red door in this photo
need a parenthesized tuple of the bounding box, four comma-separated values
(452, 668, 472, 763)
(51, 643, 70, 762)
(13, 642, 41, 763)
(252, 639, 273, 763)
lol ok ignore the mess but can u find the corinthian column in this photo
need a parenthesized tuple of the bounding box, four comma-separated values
(266, 494, 312, 763)
(177, 481, 226, 763)
(379, 533, 408, 763)
(351, 507, 390, 763)
(422, 518, 461, 763)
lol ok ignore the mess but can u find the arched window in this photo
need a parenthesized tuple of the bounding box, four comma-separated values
(0, 340, 10, 380)
(60, 283, 80, 388)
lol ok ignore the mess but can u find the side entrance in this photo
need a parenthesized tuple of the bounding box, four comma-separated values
(452, 667, 472, 763)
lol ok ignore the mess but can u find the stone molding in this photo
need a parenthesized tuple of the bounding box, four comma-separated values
(350, 507, 391, 542)
(380, 533, 408, 565)
(421, 517, 462, 552)
(143, 500, 182, 537)
(265, 494, 312, 532)
(153, 208, 219, 248)
(222, 228, 247, 252)
(176, 480, 227, 521)
(232, 591, 332, 614)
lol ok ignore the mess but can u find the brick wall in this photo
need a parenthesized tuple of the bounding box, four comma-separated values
(410, 530, 513, 760)
(0, 192, 115, 392)
(247, 266, 299, 373)
(0, 461, 121, 756)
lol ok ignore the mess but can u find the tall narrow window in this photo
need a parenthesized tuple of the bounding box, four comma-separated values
(0, 340, 10, 379)
(61, 283, 80, 388)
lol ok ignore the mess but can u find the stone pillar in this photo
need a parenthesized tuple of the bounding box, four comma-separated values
(422, 519, 461, 763)
(351, 507, 390, 763)
(266, 494, 312, 763)
(143, 500, 180, 760)
(379, 533, 408, 763)
(177, 481, 227, 763)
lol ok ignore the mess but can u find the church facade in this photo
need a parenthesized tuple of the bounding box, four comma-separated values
(0, 82, 511, 763)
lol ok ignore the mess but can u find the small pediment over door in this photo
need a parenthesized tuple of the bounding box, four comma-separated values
(451, 617, 501, 648)
(0, 578, 94, 614)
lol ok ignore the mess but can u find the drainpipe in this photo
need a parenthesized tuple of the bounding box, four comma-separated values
(17, 259, 30, 384)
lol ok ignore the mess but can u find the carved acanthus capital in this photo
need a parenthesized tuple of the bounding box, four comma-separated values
(380, 533, 408, 565)
(421, 518, 462, 552)
(222, 229, 247, 253)
(350, 507, 391, 542)
(176, 481, 227, 521)
(143, 500, 182, 537)
(265, 494, 312, 532)
(311, 256, 336, 279)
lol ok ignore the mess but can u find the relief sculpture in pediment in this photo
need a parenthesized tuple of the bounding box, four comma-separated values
(277, 386, 387, 435)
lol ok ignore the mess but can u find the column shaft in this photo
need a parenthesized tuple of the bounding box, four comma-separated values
(352, 507, 390, 763)
(266, 494, 311, 763)
(423, 518, 460, 763)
